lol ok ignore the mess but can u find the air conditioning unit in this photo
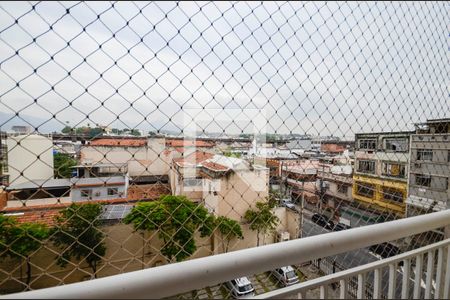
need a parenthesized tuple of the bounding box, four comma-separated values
(277, 231, 290, 242)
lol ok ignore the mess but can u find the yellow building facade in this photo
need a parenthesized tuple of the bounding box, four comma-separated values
(352, 132, 413, 216)
(352, 174, 407, 215)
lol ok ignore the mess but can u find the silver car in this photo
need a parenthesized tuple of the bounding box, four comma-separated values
(271, 266, 300, 286)
(225, 276, 255, 299)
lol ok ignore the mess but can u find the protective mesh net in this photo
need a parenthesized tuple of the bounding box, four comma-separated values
(0, 1, 448, 298)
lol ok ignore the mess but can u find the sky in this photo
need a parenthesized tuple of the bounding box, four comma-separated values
(0, 1, 448, 139)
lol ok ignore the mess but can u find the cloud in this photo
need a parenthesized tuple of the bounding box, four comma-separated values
(0, 1, 448, 136)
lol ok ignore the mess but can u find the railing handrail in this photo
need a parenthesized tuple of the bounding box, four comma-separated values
(255, 238, 450, 299)
(5, 209, 450, 299)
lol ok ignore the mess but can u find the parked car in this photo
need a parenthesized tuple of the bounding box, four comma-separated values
(271, 266, 300, 286)
(225, 277, 255, 299)
(281, 199, 296, 211)
(369, 242, 400, 258)
(311, 213, 334, 230)
(333, 223, 351, 231)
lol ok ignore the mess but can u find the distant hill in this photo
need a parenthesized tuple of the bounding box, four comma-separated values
(0, 111, 65, 133)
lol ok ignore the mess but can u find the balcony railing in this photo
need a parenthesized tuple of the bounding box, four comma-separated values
(317, 171, 353, 184)
(7, 209, 450, 299)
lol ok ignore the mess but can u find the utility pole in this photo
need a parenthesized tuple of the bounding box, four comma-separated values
(319, 161, 325, 213)
(300, 179, 305, 239)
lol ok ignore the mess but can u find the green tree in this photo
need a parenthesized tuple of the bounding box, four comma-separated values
(216, 216, 243, 253)
(0, 215, 49, 290)
(239, 133, 252, 139)
(53, 152, 77, 178)
(124, 195, 215, 262)
(244, 201, 279, 246)
(61, 126, 72, 134)
(129, 129, 141, 136)
(88, 127, 103, 138)
(223, 151, 241, 158)
(52, 203, 106, 279)
(268, 189, 283, 207)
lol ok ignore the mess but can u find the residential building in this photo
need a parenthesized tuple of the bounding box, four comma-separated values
(70, 176, 129, 202)
(5, 176, 129, 207)
(6, 134, 54, 185)
(310, 136, 338, 152)
(170, 150, 269, 221)
(53, 140, 79, 158)
(0, 131, 8, 186)
(165, 138, 216, 157)
(253, 154, 299, 189)
(285, 137, 312, 152)
(282, 160, 319, 206)
(5, 178, 71, 207)
(71, 163, 128, 179)
(316, 161, 353, 209)
(80, 137, 172, 184)
(352, 131, 413, 216)
(68, 162, 129, 202)
(320, 140, 354, 154)
(170, 150, 300, 252)
(4, 162, 131, 208)
(406, 118, 450, 217)
(215, 141, 252, 157)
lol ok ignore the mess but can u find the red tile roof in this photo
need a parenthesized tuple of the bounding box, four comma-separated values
(2, 203, 70, 213)
(127, 183, 171, 200)
(201, 161, 229, 171)
(166, 139, 214, 148)
(173, 151, 214, 166)
(12, 210, 61, 226)
(1, 183, 172, 225)
(89, 138, 147, 147)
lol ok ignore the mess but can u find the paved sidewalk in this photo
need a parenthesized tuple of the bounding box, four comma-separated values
(298, 263, 341, 299)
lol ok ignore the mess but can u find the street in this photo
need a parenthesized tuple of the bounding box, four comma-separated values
(301, 208, 425, 299)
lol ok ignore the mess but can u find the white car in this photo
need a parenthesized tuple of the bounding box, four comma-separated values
(271, 266, 300, 286)
(281, 199, 296, 210)
(225, 277, 255, 299)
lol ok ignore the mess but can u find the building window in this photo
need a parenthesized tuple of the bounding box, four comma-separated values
(357, 160, 376, 174)
(183, 178, 203, 187)
(384, 138, 408, 152)
(80, 189, 92, 199)
(355, 182, 374, 198)
(107, 188, 119, 196)
(448, 150, 450, 162)
(382, 162, 406, 178)
(382, 187, 404, 203)
(358, 139, 376, 150)
(337, 184, 348, 194)
(415, 174, 431, 187)
(416, 149, 433, 161)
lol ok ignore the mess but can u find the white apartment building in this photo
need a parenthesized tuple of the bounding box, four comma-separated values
(6, 134, 54, 185)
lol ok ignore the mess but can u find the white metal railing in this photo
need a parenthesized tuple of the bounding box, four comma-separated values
(256, 239, 450, 299)
(4, 210, 450, 299)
